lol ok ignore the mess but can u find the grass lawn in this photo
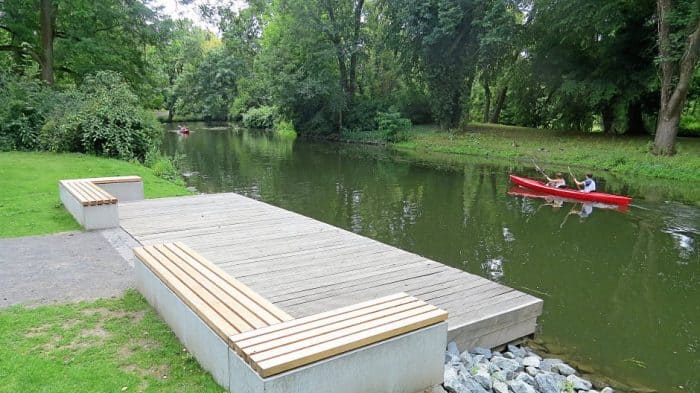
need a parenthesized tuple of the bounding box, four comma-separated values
(0, 152, 190, 238)
(393, 123, 700, 182)
(0, 291, 224, 393)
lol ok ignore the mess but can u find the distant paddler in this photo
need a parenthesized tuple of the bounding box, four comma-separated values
(532, 159, 566, 188)
(569, 167, 596, 193)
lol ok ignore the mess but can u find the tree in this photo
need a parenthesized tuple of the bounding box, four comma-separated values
(381, 0, 483, 128)
(653, 0, 700, 155)
(474, 0, 522, 123)
(0, 0, 162, 88)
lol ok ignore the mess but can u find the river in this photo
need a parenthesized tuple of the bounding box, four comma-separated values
(162, 123, 699, 392)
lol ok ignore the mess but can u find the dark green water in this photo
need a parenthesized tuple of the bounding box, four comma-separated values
(163, 124, 699, 392)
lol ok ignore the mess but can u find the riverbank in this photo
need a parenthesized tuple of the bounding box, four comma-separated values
(0, 152, 190, 238)
(340, 123, 700, 202)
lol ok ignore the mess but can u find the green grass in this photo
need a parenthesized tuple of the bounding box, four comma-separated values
(0, 291, 224, 393)
(0, 152, 190, 238)
(392, 123, 700, 182)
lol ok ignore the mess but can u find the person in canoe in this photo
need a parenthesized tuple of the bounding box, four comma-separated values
(574, 173, 596, 193)
(545, 172, 566, 188)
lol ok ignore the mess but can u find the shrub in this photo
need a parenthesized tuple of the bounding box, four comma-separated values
(41, 71, 161, 161)
(375, 111, 412, 142)
(0, 72, 54, 151)
(274, 119, 297, 138)
(241, 106, 277, 129)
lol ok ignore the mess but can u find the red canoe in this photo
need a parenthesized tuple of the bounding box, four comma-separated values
(509, 175, 632, 205)
(508, 186, 629, 212)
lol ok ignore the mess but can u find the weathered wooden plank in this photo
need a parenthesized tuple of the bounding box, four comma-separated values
(121, 192, 542, 350)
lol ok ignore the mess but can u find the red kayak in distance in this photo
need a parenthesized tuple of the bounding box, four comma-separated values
(509, 175, 632, 206)
(508, 186, 629, 212)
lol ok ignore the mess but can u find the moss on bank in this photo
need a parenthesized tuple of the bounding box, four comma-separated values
(0, 152, 190, 238)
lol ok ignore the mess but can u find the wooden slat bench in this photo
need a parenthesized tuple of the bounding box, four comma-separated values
(58, 176, 143, 230)
(134, 242, 448, 393)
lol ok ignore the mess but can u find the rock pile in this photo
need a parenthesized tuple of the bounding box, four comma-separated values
(443, 342, 614, 393)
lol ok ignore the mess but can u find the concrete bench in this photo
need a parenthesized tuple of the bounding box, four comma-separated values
(59, 176, 143, 230)
(134, 242, 448, 393)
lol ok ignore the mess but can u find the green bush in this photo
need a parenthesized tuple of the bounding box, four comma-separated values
(144, 146, 185, 185)
(274, 119, 298, 138)
(40, 71, 161, 161)
(376, 111, 412, 142)
(241, 106, 277, 129)
(0, 72, 54, 151)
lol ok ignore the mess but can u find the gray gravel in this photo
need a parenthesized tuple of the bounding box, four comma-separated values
(0, 228, 140, 308)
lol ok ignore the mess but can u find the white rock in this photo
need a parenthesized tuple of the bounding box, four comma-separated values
(522, 356, 541, 368)
(508, 380, 537, 393)
(493, 380, 509, 393)
(566, 374, 592, 390)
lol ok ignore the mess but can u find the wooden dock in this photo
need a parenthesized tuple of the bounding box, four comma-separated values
(119, 193, 542, 349)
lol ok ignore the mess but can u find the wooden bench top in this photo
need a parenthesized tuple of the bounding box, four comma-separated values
(60, 179, 117, 206)
(133, 242, 293, 341)
(87, 175, 142, 184)
(230, 292, 448, 377)
(59, 176, 141, 206)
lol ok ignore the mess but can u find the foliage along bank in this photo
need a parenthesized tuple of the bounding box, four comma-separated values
(1, 0, 698, 157)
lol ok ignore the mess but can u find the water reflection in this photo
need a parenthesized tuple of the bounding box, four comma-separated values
(162, 125, 700, 393)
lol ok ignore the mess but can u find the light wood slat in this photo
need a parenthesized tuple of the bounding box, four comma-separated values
(152, 244, 268, 330)
(234, 295, 417, 350)
(81, 181, 117, 204)
(88, 175, 142, 184)
(173, 242, 293, 323)
(240, 300, 428, 358)
(60, 180, 91, 205)
(140, 245, 255, 333)
(133, 247, 240, 339)
(61, 179, 117, 205)
(254, 308, 448, 377)
(163, 243, 291, 325)
(249, 304, 440, 363)
(230, 293, 409, 343)
(70, 181, 104, 205)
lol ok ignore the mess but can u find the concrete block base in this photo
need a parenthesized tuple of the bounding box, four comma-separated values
(228, 322, 447, 393)
(96, 181, 144, 202)
(135, 260, 231, 386)
(59, 185, 119, 230)
(135, 257, 447, 393)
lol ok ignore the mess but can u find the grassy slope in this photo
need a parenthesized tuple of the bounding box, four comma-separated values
(0, 291, 223, 393)
(0, 152, 190, 238)
(392, 123, 700, 182)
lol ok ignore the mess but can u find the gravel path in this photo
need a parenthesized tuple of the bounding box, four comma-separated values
(0, 228, 140, 308)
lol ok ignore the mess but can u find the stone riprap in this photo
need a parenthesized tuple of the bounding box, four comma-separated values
(443, 342, 615, 393)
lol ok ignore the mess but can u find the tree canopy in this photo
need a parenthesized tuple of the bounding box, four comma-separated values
(0, 0, 698, 154)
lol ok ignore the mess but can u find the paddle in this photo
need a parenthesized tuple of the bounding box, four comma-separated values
(531, 159, 549, 180)
(568, 166, 582, 190)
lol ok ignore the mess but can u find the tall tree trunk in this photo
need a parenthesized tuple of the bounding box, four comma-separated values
(347, 0, 364, 96)
(482, 80, 491, 123)
(39, 0, 55, 85)
(602, 104, 615, 134)
(653, 0, 700, 155)
(626, 102, 647, 135)
(489, 85, 507, 123)
(461, 75, 475, 125)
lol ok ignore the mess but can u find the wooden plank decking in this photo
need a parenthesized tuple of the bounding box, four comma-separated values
(119, 193, 543, 349)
